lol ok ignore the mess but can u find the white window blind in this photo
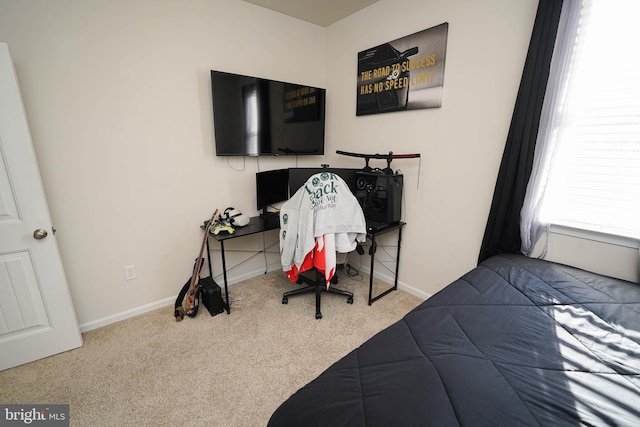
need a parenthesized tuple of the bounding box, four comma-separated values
(539, 0, 640, 239)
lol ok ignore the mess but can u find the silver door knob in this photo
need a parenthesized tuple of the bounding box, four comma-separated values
(33, 229, 48, 240)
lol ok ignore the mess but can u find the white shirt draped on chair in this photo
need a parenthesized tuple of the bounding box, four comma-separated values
(279, 172, 366, 287)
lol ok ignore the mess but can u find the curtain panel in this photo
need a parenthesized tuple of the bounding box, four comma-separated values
(520, 0, 585, 257)
(478, 0, 564, 264)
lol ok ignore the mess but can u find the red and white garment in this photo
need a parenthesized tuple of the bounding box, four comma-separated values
(284, 234, 335, 287)
(280, 172, 366, 287)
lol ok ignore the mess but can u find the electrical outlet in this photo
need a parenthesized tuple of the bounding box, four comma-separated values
(124, 265, 137, 281)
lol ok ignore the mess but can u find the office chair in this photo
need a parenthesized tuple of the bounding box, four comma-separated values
(282, 251, 353, 319)
(279, 172, 366, 319)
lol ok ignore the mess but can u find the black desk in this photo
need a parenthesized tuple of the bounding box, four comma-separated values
(204, 215, 280, 314)
(203, 215, 404, 311)
(366, 221, 405, 305)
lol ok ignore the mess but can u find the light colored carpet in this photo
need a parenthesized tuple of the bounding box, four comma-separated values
(0, 270, 422, 426)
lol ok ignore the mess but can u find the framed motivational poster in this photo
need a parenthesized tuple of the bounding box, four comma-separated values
(356, 22, 448, 116)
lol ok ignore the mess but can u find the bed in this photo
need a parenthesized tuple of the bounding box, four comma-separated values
(268, 254, 640, 426)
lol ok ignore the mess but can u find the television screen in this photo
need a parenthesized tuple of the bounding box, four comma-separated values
(256, 169, 290, 216)
(211, 70, 326, 156)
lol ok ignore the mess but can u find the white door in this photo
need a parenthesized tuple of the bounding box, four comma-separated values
(0, 43, 82, 371)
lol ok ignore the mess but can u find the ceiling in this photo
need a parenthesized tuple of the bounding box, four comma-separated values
(241, 0, 380, 27)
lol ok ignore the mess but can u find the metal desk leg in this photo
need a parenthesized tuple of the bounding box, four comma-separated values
(206, 236, 213, 280)
(368, 236, 376, 305)
(393, 226, 403, 290)
(262, 231, 268, 274)
(368, 224, 404, 305)
(220, 240, 231, 314)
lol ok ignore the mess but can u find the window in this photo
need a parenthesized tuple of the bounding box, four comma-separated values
(522, 0, 640, 254)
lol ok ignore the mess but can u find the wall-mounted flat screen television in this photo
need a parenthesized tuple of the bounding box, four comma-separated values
(211, 70, 326, 156)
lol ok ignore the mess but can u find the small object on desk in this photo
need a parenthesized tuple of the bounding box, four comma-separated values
(366, 219, 392, 233)
(223, 207, 250, 227)
(212, 224, 234, 235)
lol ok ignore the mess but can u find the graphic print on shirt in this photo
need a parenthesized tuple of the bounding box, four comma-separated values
(301, 172, 339, 211)
(281, 214, 288, 243)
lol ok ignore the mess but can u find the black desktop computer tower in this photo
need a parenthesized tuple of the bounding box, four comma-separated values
(355, 171, 403, 224)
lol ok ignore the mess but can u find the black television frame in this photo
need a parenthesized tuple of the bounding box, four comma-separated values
(211, 70, 326, 157)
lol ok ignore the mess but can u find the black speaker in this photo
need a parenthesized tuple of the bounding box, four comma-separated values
(200, 276, 224, 316)
(355, 171, 403, 224)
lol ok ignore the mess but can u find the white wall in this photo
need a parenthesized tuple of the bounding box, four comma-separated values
(0, 0, 327, 326)
(5, 0, 629, 329)
(324, 0, 539, 295)
(532, 230, 639, 283)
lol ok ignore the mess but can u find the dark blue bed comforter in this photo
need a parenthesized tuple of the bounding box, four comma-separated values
(268, 254, 640, 426)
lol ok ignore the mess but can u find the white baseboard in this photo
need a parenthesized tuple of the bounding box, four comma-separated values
(78, 264, 283, 333)
(210, 263, 282, 286)
(79, 296, 175, 333)
(398, 282, 431, 301)
(359, 264, 430, 301)
(79, 263, 427, 333)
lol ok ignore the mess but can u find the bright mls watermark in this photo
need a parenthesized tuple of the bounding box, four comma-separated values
(1, 405, 69, 426)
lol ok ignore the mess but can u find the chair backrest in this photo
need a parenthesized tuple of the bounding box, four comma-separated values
(279, 172, 366, 283)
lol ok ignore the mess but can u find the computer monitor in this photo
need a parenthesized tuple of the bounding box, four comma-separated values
(256, 169, 289, 218)
(288, 168, 359, 195)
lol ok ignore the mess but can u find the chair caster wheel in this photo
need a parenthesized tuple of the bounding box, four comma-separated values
(347, 296, 353, 304)
(282, 296, 288, 304)
(316, 312, 322, 319)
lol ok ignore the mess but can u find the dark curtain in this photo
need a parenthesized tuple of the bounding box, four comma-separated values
(478, 0, 564, 264)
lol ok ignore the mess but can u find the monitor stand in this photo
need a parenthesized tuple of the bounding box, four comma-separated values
(260, 208, 280, 220)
